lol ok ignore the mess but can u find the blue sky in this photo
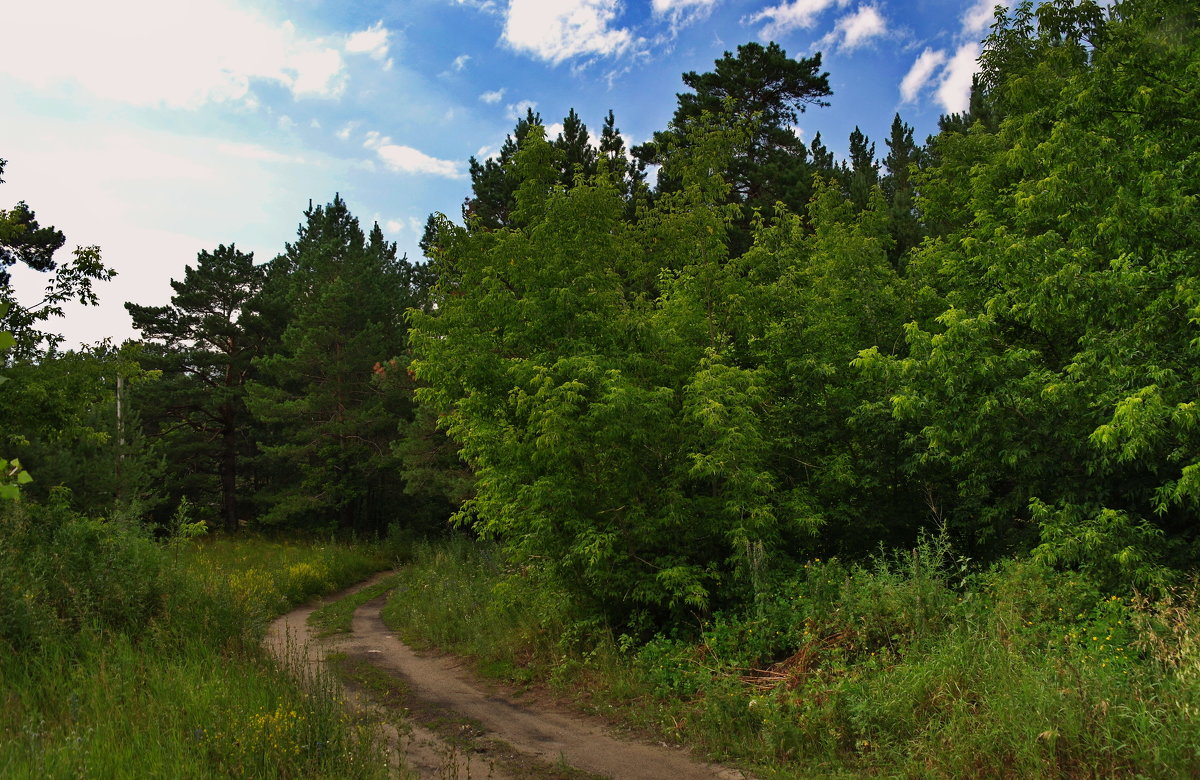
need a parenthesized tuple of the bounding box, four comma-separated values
(0, 0, 1006, 347)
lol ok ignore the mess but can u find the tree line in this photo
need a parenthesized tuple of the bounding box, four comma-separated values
(3, 0, 1197, 633)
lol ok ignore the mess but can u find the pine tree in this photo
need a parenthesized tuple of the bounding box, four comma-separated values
(553, 108, 597, 189)
(247, 197, 422, 532)
(635, 41, 833, 255)
(881, 113, 923, 264)
(845, 126, 879, 212)
(462, 108, 543, 230)
(126, 244, 267, 532)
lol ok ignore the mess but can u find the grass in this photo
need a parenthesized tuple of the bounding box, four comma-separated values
(0, 500, 399, 779)
(380, 536, 1200, 778)
(309, 574, 399, 637)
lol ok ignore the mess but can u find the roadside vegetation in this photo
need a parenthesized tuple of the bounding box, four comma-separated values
(0, 497, 393, 778)
(383, 537, 1200, 778)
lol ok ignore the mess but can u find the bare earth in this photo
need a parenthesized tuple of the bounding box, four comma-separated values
(266, 573, 752, 780)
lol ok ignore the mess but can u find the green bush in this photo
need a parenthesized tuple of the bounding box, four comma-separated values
(0, 495, 167, 651)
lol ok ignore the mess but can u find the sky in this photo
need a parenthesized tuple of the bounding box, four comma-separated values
(1, 0, 1008, 349)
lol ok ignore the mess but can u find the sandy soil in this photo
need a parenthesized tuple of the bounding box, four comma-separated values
(266, 573, 751, 780)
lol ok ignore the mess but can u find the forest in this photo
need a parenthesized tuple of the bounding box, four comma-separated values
(3, 0, 1200, 776)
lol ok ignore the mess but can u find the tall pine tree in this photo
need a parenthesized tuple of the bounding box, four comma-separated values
(248, 197, 421, 532)
(126, 244, 267, 532)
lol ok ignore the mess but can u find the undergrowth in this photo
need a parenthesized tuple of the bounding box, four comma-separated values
(0, 495, 399, 778)
(382, 535, 1200, 778)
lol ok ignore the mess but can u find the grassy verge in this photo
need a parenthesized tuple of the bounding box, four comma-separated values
(0, 499, 396, 778)
(381, 536, 1200, 778)
(309, 574, 399, 637)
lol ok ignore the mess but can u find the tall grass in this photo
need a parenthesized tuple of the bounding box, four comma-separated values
(381, 535, 1200, 778)
(0, 497, 396, 778)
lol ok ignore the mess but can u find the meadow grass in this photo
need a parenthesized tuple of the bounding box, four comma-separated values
(381, 536, 1200, 778)
(0, 502, 397, 779)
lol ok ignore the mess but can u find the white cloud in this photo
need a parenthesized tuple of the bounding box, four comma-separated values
(896, 0, 1004, 112)
(830, 4, 887, 50)
(480, 88, 506, 104)
(937, 42, 981, 114)
(345, 20, 391, 62)
(277, 115, 296, 130)
(452, 54, 472, 71)
(363, 131, 465, 179)
(0, 121, 351, 347)
(899, 47, 947, 103)
(962, 0, 1010, 36)
(0, 0, 349, 108)
(544, 122, 566, 140)
(747, 0, 849, 39)
(652, 0, 719, 27)
(336, 121, 361, 141)
(652, 0, 719, 12)
(502, 0, 633, 64)
(384, 216, 423, 237)
(476, 144, 500, 160)
(507, 99, 538, 120)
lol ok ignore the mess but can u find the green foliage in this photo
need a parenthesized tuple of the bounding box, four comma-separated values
(859, 0, 1200, 578)
(0, 496, 160, 650)
(384, 536, 1200, 778)
(636, 41, 833, 254)
(415, 125, 792, 626)
(0, 342, 159, 514)
(248, 197, 427, 533)
(127, 243, 267, 532)
(0, 526, 388, 778)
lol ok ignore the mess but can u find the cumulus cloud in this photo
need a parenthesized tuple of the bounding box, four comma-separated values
(896, 0, 1006, 112)
(452, 54, 472, 71)
(936, 42, 981, 114)
(502, 0, 633, 64)
(345, 20, 391, 61)
(821, 4, 887, 50)
(0, 0, 350, 108)
(336, 121, 361, 141)
(382, 216, 422, 238)
(363, 131, 465, 179)
(506, 99, 538, 120)
(899, 47, 948, 103)
(747, 0, 849, 39)
(962, 0, 1010, 35)
(479, 88, 506, 104)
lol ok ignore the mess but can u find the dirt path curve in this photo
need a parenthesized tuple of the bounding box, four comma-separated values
(267, 573, 752, 780)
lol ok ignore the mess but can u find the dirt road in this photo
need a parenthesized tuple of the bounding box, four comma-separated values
(266, 573, 751, 779)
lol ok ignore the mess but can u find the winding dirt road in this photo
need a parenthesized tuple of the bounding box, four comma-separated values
(266, 574, 751, 780)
